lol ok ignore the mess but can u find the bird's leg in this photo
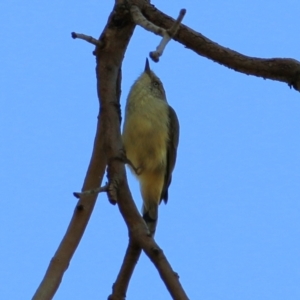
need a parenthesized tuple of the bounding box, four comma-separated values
(118, 148, 142, 175)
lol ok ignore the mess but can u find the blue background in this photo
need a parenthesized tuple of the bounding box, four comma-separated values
(1, 1, 299, 299)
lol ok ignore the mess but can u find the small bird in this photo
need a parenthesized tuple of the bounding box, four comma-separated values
(122, 59, 179, 235)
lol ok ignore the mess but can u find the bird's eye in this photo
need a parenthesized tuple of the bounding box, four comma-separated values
(153, 81, 159, 87)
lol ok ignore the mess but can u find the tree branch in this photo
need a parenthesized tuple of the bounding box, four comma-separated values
(32, 3, 129, 299)
(105, 159, 189, 300)
(108, 240, 142, 300)
(130, 0, 300, 91)
(32, 118, 107, 300)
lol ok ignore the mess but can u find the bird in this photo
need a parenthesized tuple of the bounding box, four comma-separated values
(122, 58, 179, 235)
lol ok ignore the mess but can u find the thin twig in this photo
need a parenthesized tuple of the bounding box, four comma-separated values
(73, 184, 109, 199)
(71, 32, 103, 47)
(130, 6, 186, 62)
(167, 9, 186, 37)
(150, 9, 186, 62)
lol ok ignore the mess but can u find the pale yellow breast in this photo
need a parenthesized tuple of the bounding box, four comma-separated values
(122, 93, 169, 175)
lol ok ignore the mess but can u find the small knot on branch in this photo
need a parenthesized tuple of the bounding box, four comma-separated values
(76, 204, 84, 211)
(151, 246, 161, 255)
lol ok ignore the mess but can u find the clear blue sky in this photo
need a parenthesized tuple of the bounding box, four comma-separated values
(1, 1, 300, 299)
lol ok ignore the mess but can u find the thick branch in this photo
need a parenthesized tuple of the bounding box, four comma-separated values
(108, 240, 142, 300)
(32, 4, 127, 300)
(130, 0, 300, 91)
(32, 116, 107, 300)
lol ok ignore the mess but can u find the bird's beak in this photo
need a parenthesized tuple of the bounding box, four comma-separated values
(144, 58, 151, 74)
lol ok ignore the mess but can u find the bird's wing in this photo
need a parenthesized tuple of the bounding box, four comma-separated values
(161, 105, 180, 203)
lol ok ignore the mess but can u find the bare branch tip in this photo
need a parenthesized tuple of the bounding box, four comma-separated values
(73, 192, 81, 198)
(71, 32, 102, 47)
(149, 52, 159, 63)
(73, 185, 109, 200)
(71, 32, 77, 39)
(180, 8, 187, 17)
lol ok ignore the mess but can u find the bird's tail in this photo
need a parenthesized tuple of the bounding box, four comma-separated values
(142, 203, 158, 236)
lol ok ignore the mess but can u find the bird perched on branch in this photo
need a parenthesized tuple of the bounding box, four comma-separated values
(122, 59, 179, 236)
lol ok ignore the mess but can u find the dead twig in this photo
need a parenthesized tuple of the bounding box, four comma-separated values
(130, 6, 186, 62)
(73, 184, 109, 199)
(71, 32, 103, 47)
